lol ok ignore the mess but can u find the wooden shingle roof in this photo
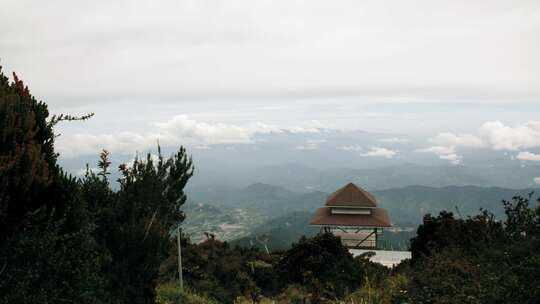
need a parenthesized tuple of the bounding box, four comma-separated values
(325, 182, 377, 207)
(310, 182, 392, 227)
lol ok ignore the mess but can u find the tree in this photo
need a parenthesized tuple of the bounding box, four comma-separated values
(81, 148, 194, 304)
(0, 67, 106, 303)
(0, 70, 56, 237)
(0, 64, 195, 304)
(405, 195, 540, 304)
(275, 233, 363, 302)
(410, 210, 504, 261)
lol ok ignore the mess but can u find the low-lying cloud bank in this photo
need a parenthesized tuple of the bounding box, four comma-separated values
(516, 152, 540, 161)
(360, 147, 398, 159)
(418, 121, 540, 164)
(57, 117, 540, 167)
(56, 115, 329, 158)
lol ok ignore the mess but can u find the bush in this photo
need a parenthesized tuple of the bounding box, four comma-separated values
(160, 238, 278, 303)
(79, 148, 194, 304)
(405, 195, 540, 304)
(156, 282, 218, 304)
(275, 233, 363, 302)
(334, 258, 408, 304)
(0, 67, 106, 303)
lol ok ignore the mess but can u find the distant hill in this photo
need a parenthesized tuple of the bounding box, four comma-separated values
(181, 201, 267, 243)
(185, 183, 537, 248)
(187, 183, 327, 217)
(373, 185, 535, 224)
(188, 183, 535, 224)
(229, 211, 415, 251)
(188, 163, 540, 192)
(229, 211, 319, 251)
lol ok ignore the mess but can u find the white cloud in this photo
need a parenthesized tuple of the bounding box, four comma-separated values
(252, 121, 329, 135)
(415, 132, 482, 165)
(423, 121, 540, 153)
(294, 145, 318, 151)
(534, 177, 540, 185)
(288, 127, 321, 133)
(416, 145, 457, 155)
(416, 145, 461, 164)
(252, 122, 283, 134)
(379, 137, 409, 143)
(516, 151, 540, 161)
(439, 153, 462, 165)
(123, 153, 161, 167)
(415, 132, 482, 164)
(61, 116, 260, 157)
(416, 122, 540, 164)
(360, 147, 398, 159)
(479, 121, 540, 150)
(306, 139, 327, 144)
(429, 132, 484, 148)
(193, 145, 211, 150)
(57, 115, 252, 157)
(338, 145, 363, 151)
(57, 131, 158, 158)
(57, 114, 336, 157)
(287, 121, 327, 133)
(155, 115, 252, 145)
(294, 139, 326, 150)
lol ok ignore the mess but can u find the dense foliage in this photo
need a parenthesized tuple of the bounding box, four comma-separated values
(0, 67, 193, 304)
(173, 194, 540, 304)
(405, 194, 540, 304)
(0, 68, 106, 303)
(80, 148, 193, 304)
(276, 233, 363, 301)
(160, 236, 280, 303)
(159, 233, 409, 304)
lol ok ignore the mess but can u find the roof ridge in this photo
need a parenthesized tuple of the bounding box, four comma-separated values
(325, 182, 377, 207)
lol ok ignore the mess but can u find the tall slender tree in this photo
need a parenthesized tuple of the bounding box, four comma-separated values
(81, 148, 194, 304)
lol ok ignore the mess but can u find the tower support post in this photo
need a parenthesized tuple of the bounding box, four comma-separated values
(177, 226, 183, 291)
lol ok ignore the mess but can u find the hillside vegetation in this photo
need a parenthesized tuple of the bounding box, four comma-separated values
(185, 183, 534, 250)
(189, 162, 540, 192)
(160, 193, 540, 303)
(188, 183, 535, 224)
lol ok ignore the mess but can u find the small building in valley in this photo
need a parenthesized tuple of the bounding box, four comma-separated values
(310, 182, 391, 249)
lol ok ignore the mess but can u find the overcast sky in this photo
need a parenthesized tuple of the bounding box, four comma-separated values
(1, 0, 539, 163)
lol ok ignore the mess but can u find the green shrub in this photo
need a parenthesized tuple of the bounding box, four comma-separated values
(405, 195, 540, 304)
(0, 66, 106, 303)
(276, 233, 363, 301)
(160, 238, 278, 303)
(156, 282, 218, 304)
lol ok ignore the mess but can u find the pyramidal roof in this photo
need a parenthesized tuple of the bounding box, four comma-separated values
(325, 183, 377, 207)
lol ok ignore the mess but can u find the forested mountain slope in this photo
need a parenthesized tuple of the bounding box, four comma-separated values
(184, 183, 535, 245)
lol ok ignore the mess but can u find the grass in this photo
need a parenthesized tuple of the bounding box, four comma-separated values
(156, 282, 219, 304)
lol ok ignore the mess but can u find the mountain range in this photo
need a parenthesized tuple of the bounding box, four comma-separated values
(183, 183, 537, 250)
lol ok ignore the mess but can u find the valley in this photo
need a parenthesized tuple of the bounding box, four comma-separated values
(182, 183, 535, 250)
